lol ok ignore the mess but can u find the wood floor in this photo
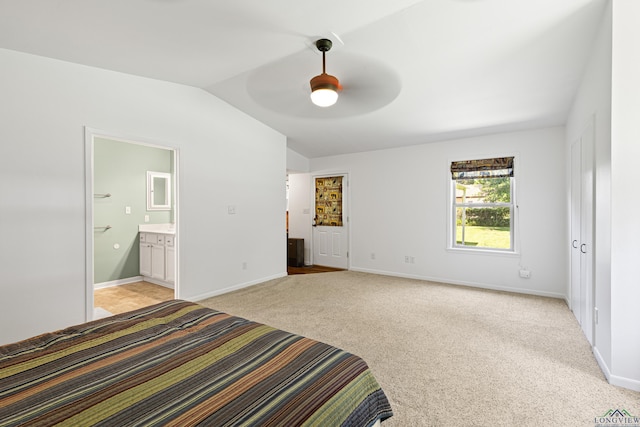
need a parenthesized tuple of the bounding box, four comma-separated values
(287, 265, 345, 275)
(94, 267, 343, 315)
(94, 281, 174, 315)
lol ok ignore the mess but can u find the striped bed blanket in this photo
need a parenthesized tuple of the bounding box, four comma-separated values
(0, 300, 392, 426)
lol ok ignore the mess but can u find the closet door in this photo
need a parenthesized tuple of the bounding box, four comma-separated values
(570, 140, 582, 326)
(570, 118, 594, 345)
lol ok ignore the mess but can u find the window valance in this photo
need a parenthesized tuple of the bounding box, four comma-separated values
(450, 156, 514, 180)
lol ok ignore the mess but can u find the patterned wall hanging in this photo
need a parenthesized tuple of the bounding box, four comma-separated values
(315, 176, 343, 226)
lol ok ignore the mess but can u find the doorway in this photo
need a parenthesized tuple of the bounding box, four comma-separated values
(312, 174, 349, 269)
(84, 129, 178, 321)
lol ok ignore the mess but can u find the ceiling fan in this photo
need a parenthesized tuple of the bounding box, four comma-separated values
(309, 38, 342, 107)
(244, 36, 401, 118)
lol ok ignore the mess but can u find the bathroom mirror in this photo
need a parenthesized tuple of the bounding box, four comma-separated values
(147, 171, 172, 211)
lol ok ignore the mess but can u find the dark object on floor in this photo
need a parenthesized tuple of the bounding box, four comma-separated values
(287, 237, 304, 267)
(288, 264, 345, 275)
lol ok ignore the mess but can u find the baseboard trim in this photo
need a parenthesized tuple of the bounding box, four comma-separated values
(609, 374, 640, 392)
(593, 346, 611, 381)
(595, 347, 640, 391)
(94, 276, 144, 290)
(187, 272, 288, 303)
(349, 267, 565, 299)
(141, 277, 175, 289)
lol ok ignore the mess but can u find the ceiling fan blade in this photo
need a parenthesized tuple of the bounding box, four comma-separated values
(246, 49, 401, 118)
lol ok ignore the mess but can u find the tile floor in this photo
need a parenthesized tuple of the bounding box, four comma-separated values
(94, 281, 174, 315)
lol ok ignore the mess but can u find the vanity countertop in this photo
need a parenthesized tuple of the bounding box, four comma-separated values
(139, 223, 176, 234)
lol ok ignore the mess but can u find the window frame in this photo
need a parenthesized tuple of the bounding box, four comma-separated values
(448, 157, 518, 254)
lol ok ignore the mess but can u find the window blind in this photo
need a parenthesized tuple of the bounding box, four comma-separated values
(450, 156, 514, 179)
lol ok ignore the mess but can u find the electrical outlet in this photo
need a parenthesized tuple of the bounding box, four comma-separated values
(519, 269, 531, 279)
(242, 261, 247, 270)
(404, 256, 410, 263)
(371, 253, 376, 260)
(410, 256, 415, 264)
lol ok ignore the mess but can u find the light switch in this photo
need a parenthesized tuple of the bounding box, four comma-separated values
(125, 206, 131, 214)
(228, 205, 236, 215)
(144, 215, 150, 222)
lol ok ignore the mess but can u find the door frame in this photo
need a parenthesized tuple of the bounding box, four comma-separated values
(310, 171, 350, 269)
(84, 127, 180, 322)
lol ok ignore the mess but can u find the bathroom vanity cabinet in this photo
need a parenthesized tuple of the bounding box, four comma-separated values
(139, 231, 175, 287)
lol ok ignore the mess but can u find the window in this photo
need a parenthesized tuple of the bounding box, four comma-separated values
(450, 157, 515, 252)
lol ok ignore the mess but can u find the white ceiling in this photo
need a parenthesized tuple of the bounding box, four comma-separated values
(0, 0, 607, 158)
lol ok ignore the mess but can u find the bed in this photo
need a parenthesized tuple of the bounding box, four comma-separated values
(0, 300, 392, 426)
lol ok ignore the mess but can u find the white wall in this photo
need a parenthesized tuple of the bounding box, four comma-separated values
(286, 148, 311, 264)
(0, 48, 287, 345)
(287, 148, 310, 173)
(287, 173, 313, 265)
(298, 127, 567, 297)
(565, 0, 613, 378)
(610, 0, 640, 390)
(565, 0, 640, 391)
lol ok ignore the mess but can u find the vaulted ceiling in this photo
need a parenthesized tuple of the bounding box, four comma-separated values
(0, 0, 607, 158)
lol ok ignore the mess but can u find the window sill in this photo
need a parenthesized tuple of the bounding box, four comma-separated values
(446, 247, 520, 257)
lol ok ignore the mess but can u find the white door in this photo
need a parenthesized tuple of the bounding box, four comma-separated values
(140, 242, 152, 277)
(312, 175, 349, 269)
(570, 139, 583, 326)
(580, 119, 594, 345)
(570, 118, 594, 345)
(151, 244, 166, 280)
(165, 246, 176, 284)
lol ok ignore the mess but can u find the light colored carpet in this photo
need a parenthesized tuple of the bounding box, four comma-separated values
(199, 271, 640, 426)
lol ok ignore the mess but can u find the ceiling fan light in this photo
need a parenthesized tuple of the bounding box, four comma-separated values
(311, 88, 338, 107)
(310, 73, 340, 107)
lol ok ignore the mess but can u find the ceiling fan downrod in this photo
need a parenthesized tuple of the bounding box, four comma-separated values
(310, 38, 340, 107)
(316, 38, 333, 75)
